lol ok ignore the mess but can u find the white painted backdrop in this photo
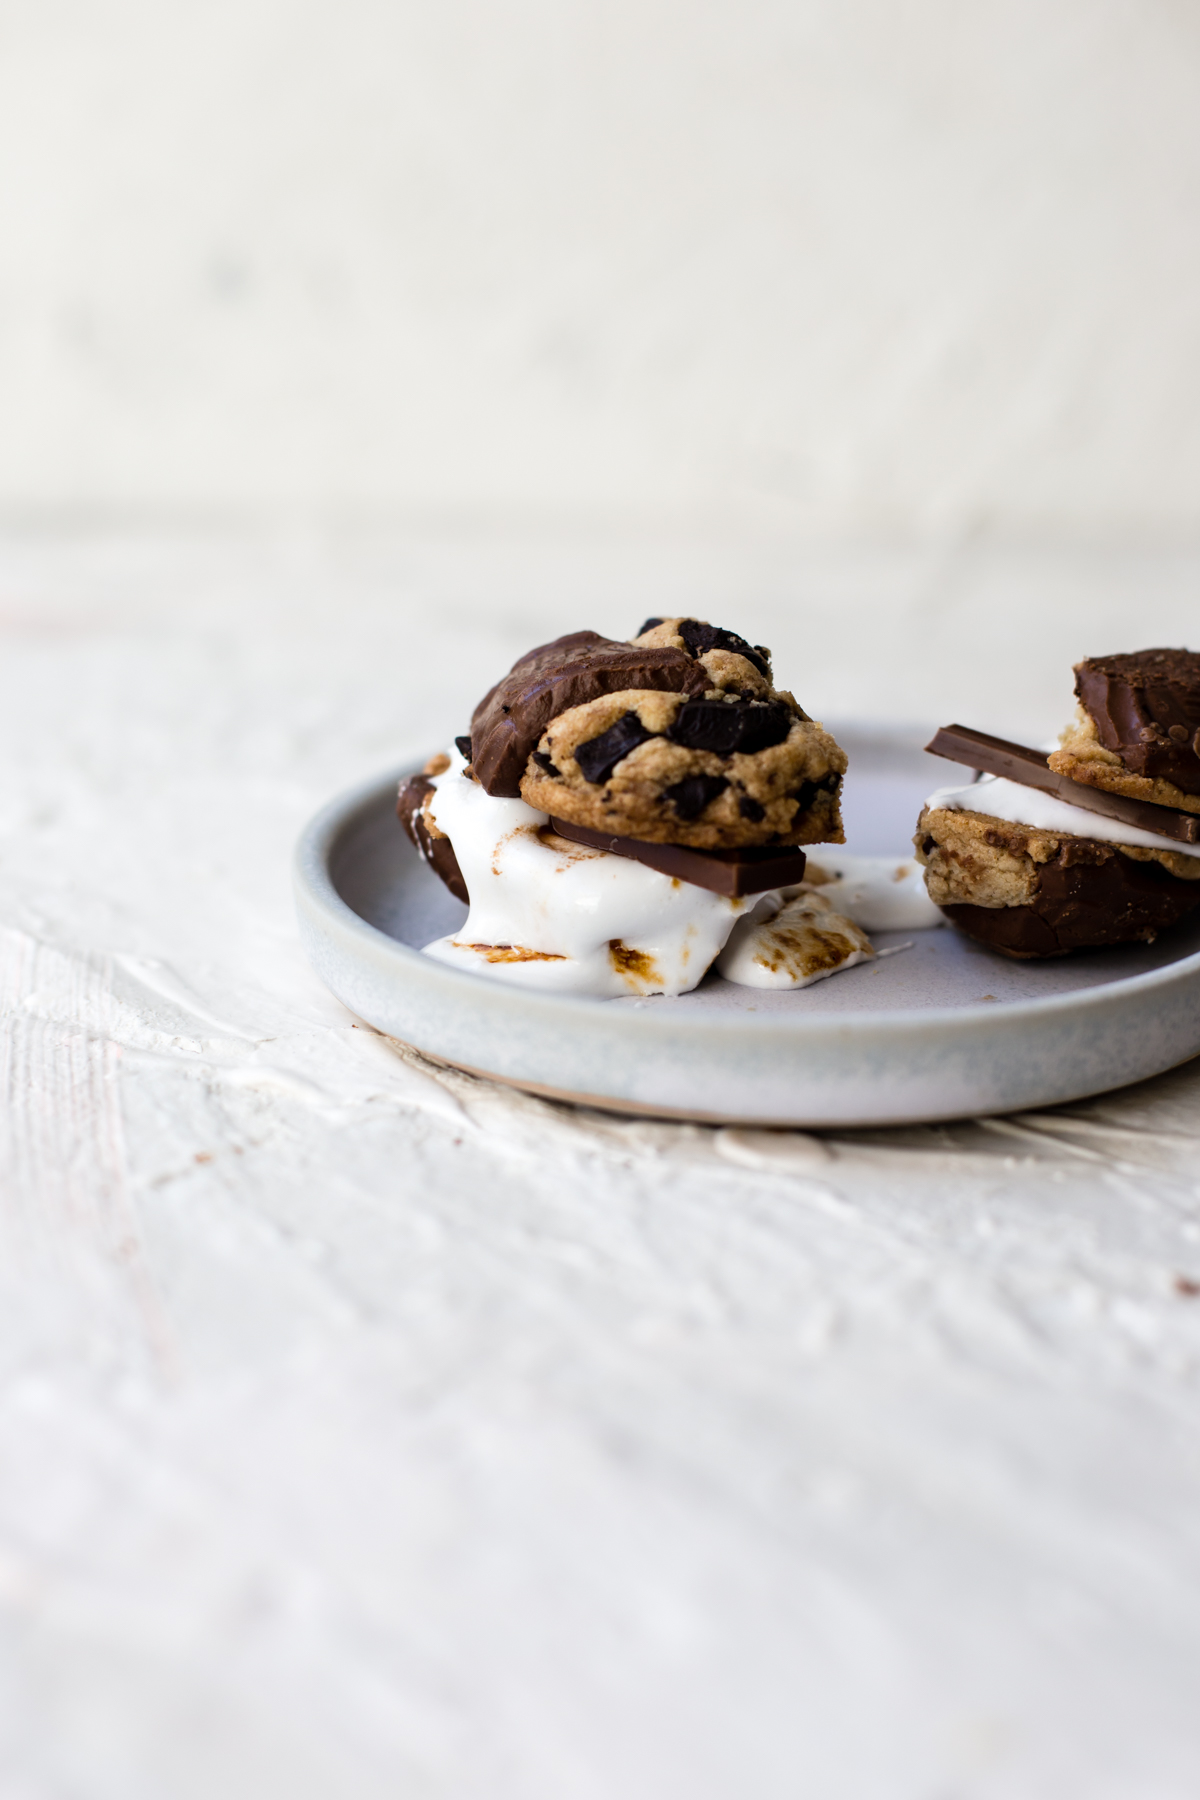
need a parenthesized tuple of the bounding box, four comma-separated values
(2, 0, 1200, 537)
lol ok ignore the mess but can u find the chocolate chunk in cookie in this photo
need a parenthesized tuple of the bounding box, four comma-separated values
(676, 620, 771, 681)
(575, 711, 658, 784)
(668, 698, 792, 756)
(664, 774, 730, 820)
(792, 772, 843, 814)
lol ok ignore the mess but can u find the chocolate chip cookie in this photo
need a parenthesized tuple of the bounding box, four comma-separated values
(466, 618, 846, 850)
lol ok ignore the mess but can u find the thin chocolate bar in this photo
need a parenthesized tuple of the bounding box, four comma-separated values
(925, 724, 1200, 847)
(549, 816, 807, 896)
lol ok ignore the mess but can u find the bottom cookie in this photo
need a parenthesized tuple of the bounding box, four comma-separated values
(916, 802, 1200, 959)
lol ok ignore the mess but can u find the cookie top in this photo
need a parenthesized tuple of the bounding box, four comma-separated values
(464, 617, 845, 850)
(1075, 647, 1200, 795)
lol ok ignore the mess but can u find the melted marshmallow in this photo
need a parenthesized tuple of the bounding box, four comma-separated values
(716, 886, 874, 989)
(803, 851, 944, 931)
(421, 750, 754, 996)
(925, 773, 1195, 859)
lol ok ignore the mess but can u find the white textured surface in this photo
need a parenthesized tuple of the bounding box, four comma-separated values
(4, 1, 1200, 533)
(4, 530, 1200, 1797)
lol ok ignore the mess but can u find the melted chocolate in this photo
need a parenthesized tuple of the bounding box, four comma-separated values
(470, 631, 708, 797)
(1075, 648, 1200, 795)
(940, 838, 1200, 959)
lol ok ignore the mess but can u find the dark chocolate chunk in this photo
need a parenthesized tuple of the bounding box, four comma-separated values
(925, 723, 1200, 846)
(667, 698, 793, 756)
(637, 617, 664, 635)
(397, 775, 469, 904)
(677, 619, 771, 680)
(791, 772, 842, 815)
(470, 630, 709, 797)
(550, 815, 807, 896)
(531, 749, 558, 777)
(737, 793, 766, 822)
(454, 735, 473, 761)
(939, 839, 1200, 959)
(663, 774, 729, 819)
(1074, 649, 1200, 795)
(574, 711, 659, 784)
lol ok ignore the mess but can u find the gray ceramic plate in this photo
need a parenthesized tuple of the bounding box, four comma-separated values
(294, 727, 1200, 1126)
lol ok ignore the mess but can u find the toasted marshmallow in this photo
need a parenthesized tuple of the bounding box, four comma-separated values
(925, 773, 1192, 858)
(716, 886, 874, 990)
(421, 750, 754, 996)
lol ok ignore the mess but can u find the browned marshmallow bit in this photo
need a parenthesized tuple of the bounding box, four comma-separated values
(1049, 648, 1200, 814)
(914, 804, 1200, 959)
(491, 618, 845, 850)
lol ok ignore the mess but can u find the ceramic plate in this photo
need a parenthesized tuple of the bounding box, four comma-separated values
(294, 728, 1200, 1126)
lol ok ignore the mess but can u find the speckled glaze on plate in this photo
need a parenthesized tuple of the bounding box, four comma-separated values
(294, 728, 1200, 1126)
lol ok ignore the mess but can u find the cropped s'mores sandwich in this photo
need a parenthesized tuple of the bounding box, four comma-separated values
(915, 648, 1200, 959)
(398, 618, 882, 996)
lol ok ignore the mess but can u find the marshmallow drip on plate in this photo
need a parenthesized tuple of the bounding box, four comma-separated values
(712, 848, 949, 991)
(803, 851, 945, 931)
(716, 886, 875, 990)
(421, 750, 754, 996)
